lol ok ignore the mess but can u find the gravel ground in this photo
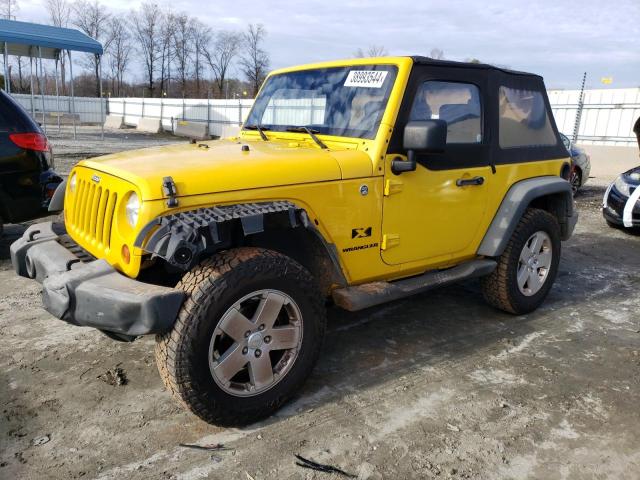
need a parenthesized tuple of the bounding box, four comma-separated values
(1, 133, 639, 479)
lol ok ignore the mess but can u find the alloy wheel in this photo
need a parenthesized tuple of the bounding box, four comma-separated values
(517, 231, 553, 296)
(208, 289, 303, 397)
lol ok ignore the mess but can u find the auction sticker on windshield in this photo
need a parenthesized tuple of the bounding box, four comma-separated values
(344, 70, 388, 88)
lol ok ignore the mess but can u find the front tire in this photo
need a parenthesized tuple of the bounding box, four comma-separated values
(155, 247, 326, 426)
(481, 208, 561, 314)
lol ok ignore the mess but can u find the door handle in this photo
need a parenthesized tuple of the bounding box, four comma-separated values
(456, 176, 485, 187)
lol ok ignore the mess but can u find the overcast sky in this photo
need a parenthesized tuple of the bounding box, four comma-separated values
(18, 0, 640, 89)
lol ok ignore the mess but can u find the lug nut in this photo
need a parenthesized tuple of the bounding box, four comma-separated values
(264, 336, 271, 343)
(242, 347, 248, 354)
(258, 324, 265, 331)
(244, 331, 251, 338)
(255, 349, 262, 358)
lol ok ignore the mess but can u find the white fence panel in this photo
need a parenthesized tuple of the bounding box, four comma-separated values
(11, 93, 106, 124)
(548, 88, 640, 146)
(9, 88, 639, 145)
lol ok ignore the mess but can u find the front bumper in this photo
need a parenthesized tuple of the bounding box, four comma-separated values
(10, 222, 185, 337)
(603, 185, 640, 228)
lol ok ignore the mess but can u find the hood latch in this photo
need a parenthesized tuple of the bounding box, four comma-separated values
(162, 176, 178, 208)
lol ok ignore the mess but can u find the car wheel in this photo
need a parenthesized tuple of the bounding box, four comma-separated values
(570, 168, 582, 195)
(481, 208, 561, 315)
(155, 247, 326, 426)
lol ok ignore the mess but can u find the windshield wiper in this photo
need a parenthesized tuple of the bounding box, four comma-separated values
(285, 126, 328, 149)
(244, 124, 269, 141)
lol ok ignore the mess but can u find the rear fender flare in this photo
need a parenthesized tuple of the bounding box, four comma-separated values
(477, 176, 575, 257)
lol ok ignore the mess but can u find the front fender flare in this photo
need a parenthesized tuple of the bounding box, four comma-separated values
(134, 201, 300, 270)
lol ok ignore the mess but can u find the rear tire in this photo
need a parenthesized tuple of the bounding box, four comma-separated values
(155, 247, 325, 426)
(570, 168, 582, 195)
(481, 208, 561, 314)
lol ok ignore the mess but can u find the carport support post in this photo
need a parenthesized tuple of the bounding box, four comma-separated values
(54, 54, 61, 133)
(67, 50, 76, 140)
(3, 42, 9, 93)
(98, 54, 104, 140)
(29, 53, 35, 116)
(37, 47, 46, 134)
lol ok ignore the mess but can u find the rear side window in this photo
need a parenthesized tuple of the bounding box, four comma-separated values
(0, 92, 41, 133)
(409, 81, 482, 144)
(498, 86, 556, 148)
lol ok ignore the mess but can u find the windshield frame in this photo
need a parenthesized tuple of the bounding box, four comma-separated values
(243, 64, 399, 141)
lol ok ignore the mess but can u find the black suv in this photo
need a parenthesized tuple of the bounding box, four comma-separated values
(0, 90, 62, 234)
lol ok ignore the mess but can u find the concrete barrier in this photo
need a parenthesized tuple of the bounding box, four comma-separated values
(136, 117, 162, 134)
(174, 120, 209, 140)
(104, 115, 124, 129)
(216, 124, 241, 139)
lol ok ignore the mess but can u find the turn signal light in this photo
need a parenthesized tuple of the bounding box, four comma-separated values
(121, 244, 131, 265)
(9, 132, 50, 152)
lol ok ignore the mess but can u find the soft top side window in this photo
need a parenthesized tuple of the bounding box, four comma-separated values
(409, 81, 482, 144)
(498, 86, 557, 148)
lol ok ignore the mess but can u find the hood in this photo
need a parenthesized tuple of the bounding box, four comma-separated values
(79, 139, 373, 200)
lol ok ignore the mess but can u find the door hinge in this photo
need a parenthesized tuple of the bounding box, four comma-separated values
(381, 233, 400, 250)
(384, 179, 403, 196)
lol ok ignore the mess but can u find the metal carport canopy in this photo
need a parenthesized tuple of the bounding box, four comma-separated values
(0, 18, 103, 59)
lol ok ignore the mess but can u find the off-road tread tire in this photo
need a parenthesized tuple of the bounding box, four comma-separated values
(481, 208, 561, 315)
(155, 247, 325, 426)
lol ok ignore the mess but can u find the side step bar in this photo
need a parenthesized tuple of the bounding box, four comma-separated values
(332, 259, 497, 311)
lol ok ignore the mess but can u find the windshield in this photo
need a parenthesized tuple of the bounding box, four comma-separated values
(244, 65, 398, 140)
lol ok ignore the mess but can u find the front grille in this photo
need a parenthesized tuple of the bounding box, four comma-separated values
(68, 178, 118, 249)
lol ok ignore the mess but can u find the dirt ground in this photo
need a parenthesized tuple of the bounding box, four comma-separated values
(1, 132, 639, 479)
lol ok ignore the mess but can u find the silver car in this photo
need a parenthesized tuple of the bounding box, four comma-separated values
(560, 133, 591, 195)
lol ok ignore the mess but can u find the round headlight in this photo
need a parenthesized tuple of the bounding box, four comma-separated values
(69, 173, 77, 193)
(125, 192, 140, 227)
(614, 175, 632, 197)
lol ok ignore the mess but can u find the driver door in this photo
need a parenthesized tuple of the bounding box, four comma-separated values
(381, 75, 492, 266)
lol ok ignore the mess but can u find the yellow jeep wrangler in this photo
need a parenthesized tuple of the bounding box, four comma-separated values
(11, 56, 577, 425)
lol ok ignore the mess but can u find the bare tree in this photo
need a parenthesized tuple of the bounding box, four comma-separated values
(0, 0, 19, 19)
(130, 2, 161, 96)
(171, 13, 192, 98)
(191, 19, 211, 97)
(430, 48, 444, 60)
(107, 17, 130, 96)
(239, 24, 269, 97)
(354, 45, 388, 58)
(46, 0, 72, 94)
(204, 30, 241, 96)
(72, 0, 113, 96)
(157, 12, 175, 97)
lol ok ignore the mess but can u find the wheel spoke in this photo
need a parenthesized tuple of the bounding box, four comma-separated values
(218, 308, 255, 342)
(529, 233, 543, 255)
(538, 250, 552, 269)
(268, 326, 300, 351)
(253, 292, 285, 329)
(212, 344, 247, 383)
(517, 265, 530, 289)
(529, 270, 544, 291)
(249, 356, 274, 389)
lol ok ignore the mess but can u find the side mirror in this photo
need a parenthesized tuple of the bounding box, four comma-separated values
(404, 119, 447, 152)
(392, 120, 447, 175)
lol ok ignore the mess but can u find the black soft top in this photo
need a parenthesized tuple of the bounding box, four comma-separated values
(410, 56, 540, 78)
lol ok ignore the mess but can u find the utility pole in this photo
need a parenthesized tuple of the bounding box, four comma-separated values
(572, 72, 587, 144)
